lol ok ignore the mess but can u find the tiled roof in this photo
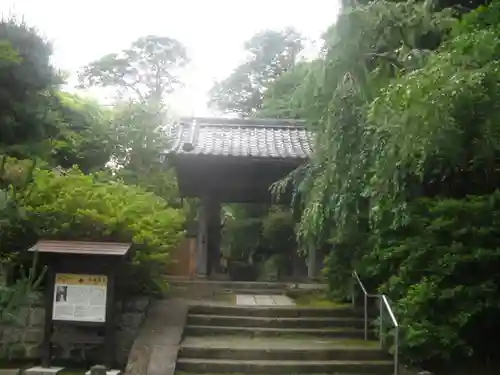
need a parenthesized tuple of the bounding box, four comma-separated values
(168, 117, 313, 159)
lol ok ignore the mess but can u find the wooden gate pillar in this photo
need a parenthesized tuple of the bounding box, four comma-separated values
(308, 246, 317, 280)
(206, 198, 221, 276)
(196, 202, 208, 278)
(197, 197, 221, 278)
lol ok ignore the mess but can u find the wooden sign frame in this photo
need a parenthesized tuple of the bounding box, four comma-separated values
(29, 241, 132, 368)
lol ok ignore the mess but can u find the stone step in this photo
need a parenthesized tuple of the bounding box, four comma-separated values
(168, 278, 327, 290)
(176, 358, 393, 374)
(222, 288, 287, 295)
(179, 346, 386, 362)
(184, 325, 369, 339)
(187, 314, 365, 329)
(235, 294, 295, 306)
(179, 337, 387, 361)
(188, 304, 361, 318)
(168, 280, 287, 290)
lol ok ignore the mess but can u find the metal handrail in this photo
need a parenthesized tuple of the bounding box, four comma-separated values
(352, 271, 378, 340)
(352, 271, 400, 375)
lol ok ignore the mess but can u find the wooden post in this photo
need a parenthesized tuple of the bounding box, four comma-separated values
(196, 202, 208, 278)
(41, 264, 55, 367)
(308, 246, 317, 280)
(104, 268, 116, 368)
(206, 199, 221, 276)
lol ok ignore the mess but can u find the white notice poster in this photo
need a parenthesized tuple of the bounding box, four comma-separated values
(53, 273, 107, 323)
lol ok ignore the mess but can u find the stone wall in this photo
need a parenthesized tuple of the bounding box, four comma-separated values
(0, 294, 151, 367)
(0, 303, 45, 360)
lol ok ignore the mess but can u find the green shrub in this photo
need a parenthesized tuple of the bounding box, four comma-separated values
(258, 253, 287, 281)
(359, 192, 500, 365)
(19, 167, 185, 294)
(262, 209, 296, 254)
(222, 216, 262, 262)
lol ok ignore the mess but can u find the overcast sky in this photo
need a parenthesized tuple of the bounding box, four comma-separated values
(1, 0, 340, 117)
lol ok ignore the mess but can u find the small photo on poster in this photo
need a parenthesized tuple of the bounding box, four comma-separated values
(55, 285, 68, 302)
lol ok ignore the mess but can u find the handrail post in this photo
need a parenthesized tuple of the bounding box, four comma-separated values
(351, 276, 356, 310)
(363, 292, 368, 340)
(394, 325, 399, 375)
(354, 272, 400, 375)
(379, 295, 384, 349)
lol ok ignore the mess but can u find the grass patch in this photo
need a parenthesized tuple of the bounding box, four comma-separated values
(214, 292, 236, 304)
(288, 291, 349, 308)
(59, 370, 86, 375)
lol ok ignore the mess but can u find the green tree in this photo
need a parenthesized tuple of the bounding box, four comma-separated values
(0, 157, 36, 266)
(51, 92, 115, 173)
(110, 101, 179, 204)
(78, 35, 189, 105)
(0, 18, 61, 156)
(259, 62, 313, 119)
(209, 28, 305, 117)
(78, 35, 188, 203)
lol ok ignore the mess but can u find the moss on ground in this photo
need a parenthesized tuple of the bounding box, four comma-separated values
(59, 371, 86, 375)
(288, 291, 349, 308)
(214, 292, 236, 304)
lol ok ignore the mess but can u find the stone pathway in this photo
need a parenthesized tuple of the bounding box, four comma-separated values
(124, 299, 187, 375)
(235, 294, 295, 306)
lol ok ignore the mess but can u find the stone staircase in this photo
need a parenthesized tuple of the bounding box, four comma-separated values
(176, 303, 394, 374)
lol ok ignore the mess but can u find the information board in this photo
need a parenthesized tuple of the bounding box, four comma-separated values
(52, 273, 107, 323)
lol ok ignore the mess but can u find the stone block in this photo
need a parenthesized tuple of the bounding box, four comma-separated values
(116, 327, 135, 346)
(120, 313, 144, 329)
(24, 344, 42, 359)
(125, 297, 150, 313)
(7, 343, 26, 359)
(85, 369, 121, 375)
(1, 327, 21, 344)
(115, 345, 131, 368)
(0, 343, 7, 357)
(29, 308, 46, 327)
(114, 328, 136, 366)
(23, 328, 44, 343)
(24, 367, 64, 375)
(28, 292, 44, 307)
(16, 307, 30, 326)
(115, 301, 123, 313)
